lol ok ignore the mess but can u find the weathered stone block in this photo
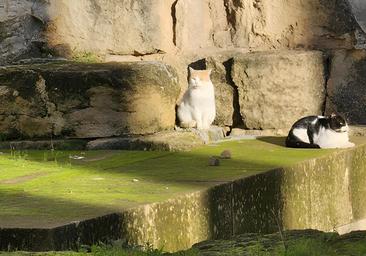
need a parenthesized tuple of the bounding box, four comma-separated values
(225, 0, 361, 50)
(120, 184, 233, 252)
(325, 49, 366, 124)
(232, 51, 326, 129)
(0, 62, 180, 139)
(232, 169, 283, 235)
(205, 56, 235, 127)
(41, 0, 175, 57)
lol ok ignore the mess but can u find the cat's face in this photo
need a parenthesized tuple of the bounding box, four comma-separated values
(329, 114, 348, 132)
(188, 67, 212, 88)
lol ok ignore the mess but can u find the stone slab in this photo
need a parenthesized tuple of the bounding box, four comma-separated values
(0, 61, 180, 139)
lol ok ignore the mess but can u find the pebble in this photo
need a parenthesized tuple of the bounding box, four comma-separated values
(69, 155, 85, 160)
(208, 156, 220, 166)
(132, 178, 139, 182)
(220, 149, 232, 159)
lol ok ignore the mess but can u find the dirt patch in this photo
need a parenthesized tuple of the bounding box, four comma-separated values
(0, 172, 49, 185)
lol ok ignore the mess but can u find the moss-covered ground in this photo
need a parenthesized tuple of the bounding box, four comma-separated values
(0, 137, 351, 228)
(0, 138, 365, 256)
(0, 138, 338, 228)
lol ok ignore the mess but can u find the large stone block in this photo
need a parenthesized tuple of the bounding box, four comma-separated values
(225, 0, 362, 50)
(205, 56, 235, 127)
(0, 62, 180, 139)
(231, 51, 326, 129)
(42, 0, 175, 56)
(325, 50, 366, 124)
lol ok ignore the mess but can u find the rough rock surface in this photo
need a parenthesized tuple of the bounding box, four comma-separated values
(232, 51, 326, 129)
(0, 0, 364, 65)
(205, 56, 236, 127)
(0, 61, 180, 139)
(325, 49, 366, 124)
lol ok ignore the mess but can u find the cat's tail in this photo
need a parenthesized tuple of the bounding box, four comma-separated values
(285, 138, 320, 149)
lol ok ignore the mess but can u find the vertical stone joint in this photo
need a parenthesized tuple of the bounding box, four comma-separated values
(171, 0, 178, 46)
(223, 58, 244, 128)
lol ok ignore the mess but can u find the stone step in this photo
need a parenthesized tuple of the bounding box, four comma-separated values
(0, 61, 180, 139)
(0, 127, 227, 151)
(1, 137, 366, 252)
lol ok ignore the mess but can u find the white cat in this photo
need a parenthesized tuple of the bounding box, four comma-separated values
(177, 67, 216, 130)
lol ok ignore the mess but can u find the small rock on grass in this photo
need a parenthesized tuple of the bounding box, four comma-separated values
(209, 156, 220, 166)
(220, 149, 232, 159)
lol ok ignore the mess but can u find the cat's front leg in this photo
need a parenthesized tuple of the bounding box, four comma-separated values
(343, 142, 355, 148)
(196, 119, 204, 130)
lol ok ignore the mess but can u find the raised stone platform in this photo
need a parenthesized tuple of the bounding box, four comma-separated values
(1, 137, 366, 252)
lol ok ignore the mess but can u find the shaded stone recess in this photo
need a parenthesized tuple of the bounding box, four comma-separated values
(231, 51, 326, 129)
(0, 213, 122, 251)
(325, 49, 366, 124)
(0, 61, 180, 139)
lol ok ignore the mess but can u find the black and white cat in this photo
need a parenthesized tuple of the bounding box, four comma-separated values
(286, 114, 355, 149)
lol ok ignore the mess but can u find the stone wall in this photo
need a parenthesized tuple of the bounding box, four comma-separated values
(0, 0, 363, 64)
(1, 0, 366, 130)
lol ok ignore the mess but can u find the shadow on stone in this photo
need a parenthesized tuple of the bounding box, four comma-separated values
(257, 136, 286, 147)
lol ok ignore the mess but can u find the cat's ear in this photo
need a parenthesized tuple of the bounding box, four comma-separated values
(188, 67, 194, 73)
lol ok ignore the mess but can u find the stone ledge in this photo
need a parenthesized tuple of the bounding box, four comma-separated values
(0, 126, 226, 151)
(1, 138, 365, 252)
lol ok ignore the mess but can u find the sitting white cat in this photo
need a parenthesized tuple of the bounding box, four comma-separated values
(177, 67, 216, 130)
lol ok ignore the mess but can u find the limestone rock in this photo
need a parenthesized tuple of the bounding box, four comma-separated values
(0, 62, 180, 139)
(232, 51, 326, 130)
(205, 56, 235, 127)
(230, 128, 288, 137)
(325, 49, 366, 124)
(225, 0, 361, 50)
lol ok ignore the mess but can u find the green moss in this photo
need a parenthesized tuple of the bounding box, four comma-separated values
(71, 52, 102, 63)
(0, 138, 338, 228)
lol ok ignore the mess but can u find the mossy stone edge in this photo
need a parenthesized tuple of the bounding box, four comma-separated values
(1, 144, 366, 252)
